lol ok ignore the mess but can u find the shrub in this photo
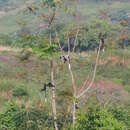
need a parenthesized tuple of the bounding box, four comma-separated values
(19, 49, 32, 61)
(12, 85, 28, 97)
(0, 102, 54, 130)
(0, 102, 18, 130)
(74, 107, 125, 130)
(108, 105, 130, 129)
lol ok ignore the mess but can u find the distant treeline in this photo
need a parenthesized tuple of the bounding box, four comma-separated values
(0, 20, 129, 51)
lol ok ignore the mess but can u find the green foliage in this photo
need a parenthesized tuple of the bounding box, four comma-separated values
(14, 35, 38, 48)
(0, 102, 18, 130)
(59, 20, 122, 52)
(109, 9, 129, 22)
(13, 107, 53, 130)
(74, 107, 125, 130)
(0, 34, 13, 46)
(42, 0, 62, 8)
(12, 85, 28, 97)
(32, 38, 59, 58)
(0, 102, 54, 130)
(0, 34, 36, 47)
(108, 105, 130, 129)
(19, 49, 32, 61)
(42, 0, 56, 8)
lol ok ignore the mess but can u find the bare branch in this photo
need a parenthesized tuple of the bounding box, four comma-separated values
(77, 64, 93, 95)
(67, 32, 70, 55)
(66, 33, 76, 126)
(54, 11, 63, 51)
(72, 28, 80, 53)
(76, 39, 102, 99)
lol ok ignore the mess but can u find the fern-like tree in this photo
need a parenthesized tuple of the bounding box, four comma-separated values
(21, 0, 62, 129)
(39, 1, 63, 130)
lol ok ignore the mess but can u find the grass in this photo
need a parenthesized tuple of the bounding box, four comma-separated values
(0, 48, 130, 111)
(0, 1, 129, 34)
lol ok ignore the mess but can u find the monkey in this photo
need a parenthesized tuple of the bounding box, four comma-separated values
(75, 103, 79, 109)
(98, 32, 104, 45)
(27, 6, 38, 15)
(60, 55, 67, 63)
(47, 82, 55, 88)
(41, 82, 55, 92)
(41, 83, 47, 91)
(60, 55, 70, 63)
(40, 82, 55, 101)
(41, 83, 48, 102)
(97, 32, 105, 52)
(27, 7, 33, 12)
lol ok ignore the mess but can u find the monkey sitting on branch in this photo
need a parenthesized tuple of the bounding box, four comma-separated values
(97, 32, 105, 52)
(41, 82, 55, 92)
(27, 6, 38, 15)
(41, 82, 55, 102)
(75, 103, 79, 109)
(60, 55, 70, 63)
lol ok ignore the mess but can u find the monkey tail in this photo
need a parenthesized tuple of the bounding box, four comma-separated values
(45, 91, 47, 102)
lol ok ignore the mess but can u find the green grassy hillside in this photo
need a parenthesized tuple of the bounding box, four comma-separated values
(0, 0, 130, 129)
(0, 48, 130, 111)
(0, 0, 129, 34)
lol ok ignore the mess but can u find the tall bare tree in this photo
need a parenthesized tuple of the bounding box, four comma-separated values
(40, 1, 61, 129)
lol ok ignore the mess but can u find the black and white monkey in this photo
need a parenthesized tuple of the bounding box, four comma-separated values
(41, 82, 55, 102)
(27, 6, 38, 15)
(41, 83, 48, 102)
(47, 82, 55, 88)
(41, 83, 47, 92)
(60, 55, 70, 63)
(98, 32, 105, 52)
(41, 82, 55, 92)
(75, 103, 79, 109)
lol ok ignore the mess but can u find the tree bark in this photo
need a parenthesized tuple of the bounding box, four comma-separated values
(67, 61, 76, 127)
(50, 60, 58, 130)
(67, 34, 76, 127)
(49, 25, 58, 130)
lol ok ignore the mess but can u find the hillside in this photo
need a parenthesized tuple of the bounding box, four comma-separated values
(0, 47, 130, 129)
(0, 0, 130, 129)
(0, 0, 129, 34)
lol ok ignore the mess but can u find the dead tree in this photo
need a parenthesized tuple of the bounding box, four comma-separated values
(76, 33, 103, 99)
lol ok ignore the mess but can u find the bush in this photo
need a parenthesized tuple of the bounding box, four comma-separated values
(0, 102, 54, 130)
(74, 107, 125, 130)
(12, 85, 28, 97)
(108, 105, 130, 129)
(19, 49, 32, 61)
(0, 102, 18, 130)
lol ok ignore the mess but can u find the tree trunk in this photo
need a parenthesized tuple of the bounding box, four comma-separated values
(67, 61, 76, 127)
(49, 25, 58, 130)
(67, 35, 76, 127)
(50, 60, 58, 130)
(72, 99, 76, 127)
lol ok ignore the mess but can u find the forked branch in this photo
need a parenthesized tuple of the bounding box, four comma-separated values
(76, 39, 102, 99)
